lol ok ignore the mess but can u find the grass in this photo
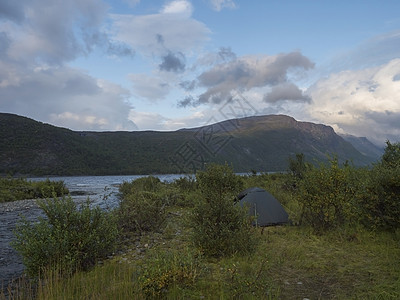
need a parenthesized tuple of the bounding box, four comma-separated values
(5, 206, 397, 300)
(2, 171, 399, 299)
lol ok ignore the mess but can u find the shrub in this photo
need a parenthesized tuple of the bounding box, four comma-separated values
(191, 163, 257, 257)
(119, 176, 161, 198)
(32, 179, 68, 198)
(117, 191, 166, 234)
(285, 153, 312, 190)
(297, 157, 360, 232)
(172, 176, 197, 193)
(0, 177, 68, 202)
(357, 141, 400, 230)
(12, 196, 118, 278)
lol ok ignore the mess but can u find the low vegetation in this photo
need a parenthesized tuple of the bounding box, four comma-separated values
(2, 142, 399, 299)
(0, 177, 68, 203)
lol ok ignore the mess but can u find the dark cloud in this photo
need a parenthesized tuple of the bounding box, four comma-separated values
(159, 51, 185, 72)
(180, 80, 196, 91)
(194, 51, 314, 105)
(0, 32, 10, 57)
(365, 110, 400, 129)
(156, 33, 164, 45)
(177, 95, 198, 108)
(264, 83, 311, 103)
(0, 0, 25, 22)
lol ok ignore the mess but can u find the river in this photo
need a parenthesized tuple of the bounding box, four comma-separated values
(0, 174, 186, 291)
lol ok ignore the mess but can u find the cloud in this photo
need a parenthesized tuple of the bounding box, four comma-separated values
(0, 0, 26, 22)
(0, 66, 137, 130)
(327, 30, 400, 73)
(130, 108, 209, 131)
(210, 0, 236, 11)
(0, 0, 137, 131)
(178, 95, 196, 108)
(161, 0, 193, 17)
(0, 0, 133, 65)
(179, 80, 196, 91)
(129, 73, 170, 101)
(307, 58, 400, 145)
(110, 1, 210, 55)
(197, 47, 237, 66)
(191, 51, 314, 105)
(264, 83, 311, 103)
(159, 51, 185, 72)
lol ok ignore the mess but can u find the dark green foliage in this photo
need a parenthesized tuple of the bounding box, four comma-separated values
(357, 141, 400, 230)
(172, 176, 197, 193)
(297, 157, 360, 231)
(12, 196, 118, 278)
(117, 191, 166, 234)
(0, 177, 68, 202)
(191, 164, 257, 257)
(117, 177, 167, 234)
(288, 153, 310, 180)
(119, 176, 161, 198)
(381, 140, 400, 169)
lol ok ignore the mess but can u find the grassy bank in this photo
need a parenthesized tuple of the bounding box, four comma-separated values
(0, 177, 68, 202)
(13, 210, 399, 299)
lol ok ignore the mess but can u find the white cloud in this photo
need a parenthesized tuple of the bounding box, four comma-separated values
(130, 108, 211, 131)
(307, 58, 400, 145)
(210, 0, 236, 11)
(161, 0, 193, 17)
(0, 65, 137, 131)
(0, 0, 133, 65)
(129, 73, 170, 101)
(110, 5, 210, 55)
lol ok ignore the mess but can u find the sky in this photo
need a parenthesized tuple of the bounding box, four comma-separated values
(1, 0, 400, 146)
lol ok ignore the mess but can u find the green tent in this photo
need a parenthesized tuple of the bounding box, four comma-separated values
(238, 187, 289, 226)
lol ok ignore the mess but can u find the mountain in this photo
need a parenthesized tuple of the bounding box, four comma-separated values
(340, 134, 384, 161)
(0, 113, 380, 176)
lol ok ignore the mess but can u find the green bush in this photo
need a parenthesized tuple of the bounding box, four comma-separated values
(191, 163, 257, 257)
(357, 141, 400, 230)
(119, 176, 161, 198)
(0, 177, 68, 202)
(12, 196, 118, 278)
(172, 176, 197, 193)
(297, 157, 360, 232)
(117, 190, 166, 234)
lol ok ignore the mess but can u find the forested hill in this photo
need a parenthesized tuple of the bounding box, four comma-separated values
(0, 113, 381, 176)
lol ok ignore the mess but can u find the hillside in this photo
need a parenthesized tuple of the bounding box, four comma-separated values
(340, 134, 384, 159)
(0, 113, 380, 175)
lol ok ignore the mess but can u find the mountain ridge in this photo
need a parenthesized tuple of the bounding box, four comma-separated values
(0, 113, 381, 176)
